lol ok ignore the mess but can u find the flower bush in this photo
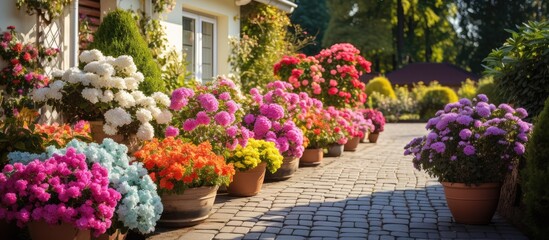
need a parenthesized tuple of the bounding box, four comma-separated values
(314, 43, 372, 108)
(274, 54, 325, 96)
(134, 138, 235, 194)
(244, 81, 305, 158)
(301, 110, 332, 149)
(32, 49, 172, 140)
(33, 120, 91, 147)
(226, 138, 283, 173)
(0, 26, 58, 115)
(169, 77, 251, 155)
(339, 108, 366, 139)
(9, 138, 163, 234)
(0, 148, 121, 236)
(404, 94, 532, 185)
(16, 0, 72, 24)
(323, 107, 348, 145)
(361, 109, 386, 133)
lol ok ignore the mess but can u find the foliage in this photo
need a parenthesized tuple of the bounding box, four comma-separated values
(15, 0, 72, 24)
(523, 96, 549, 239)
(226, 138, 283, 174)
(168, 77, 250, 156)
(162, 49, 193, 93)
(237, 2, 292, 92)
(243, 81, 305, 158)
(418, 86, 458, 120)
(484, 21, 549, 119)
(366, 76, 396, 99)
(315, 43, 372, 108)
(134, 138, 235, 194)
(405, 95, 532, 185)
(457, 78, 477, 100)
(78, 15, 96, 50)
(290, 0, 329, 56)
(0, 26, 58, 115)
(475, 76, 501, 105)
(89, 10, 165, 94)
(8, 138, 163, 234)
(33, 50, 172, 140)
(0, 148, 121, 236)
(360, 109, 386, 133)
(456, 1, 543, 73)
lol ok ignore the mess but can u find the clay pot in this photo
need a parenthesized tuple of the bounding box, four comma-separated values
(360, 131, 369, 143)
(89, 121, 141, 154)
(28, 221, 90, 240)
(442, 182, 501, 224)
(368, 132, 380, 143)
(228, 162, 267, 197)
(344, 137, 360, 151)
(158, 186, 219, 227)
(265, 157, 299, 182)
(325, 144, 344, 157)
(94, 229, 127, 240)
(300, 148, 323, 166)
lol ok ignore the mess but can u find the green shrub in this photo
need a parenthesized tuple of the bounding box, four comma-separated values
(411, 81, 440, 103)
(523, 96, 549, 239)
(366, 76, 396, 99)
(457, 78, 477, 99)
(484, 21, 549, 118)
(476, 76, 502, 105)
(89, 10, 165, 94)
(418, 86, 458, 120)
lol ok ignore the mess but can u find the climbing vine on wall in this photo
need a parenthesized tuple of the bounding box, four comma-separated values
(16, 0, 73, 25)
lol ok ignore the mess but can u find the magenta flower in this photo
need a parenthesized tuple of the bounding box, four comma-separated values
(197, 93, 219, 112)
(165, 126, 180, 137)
(196, 111, 211, 125)
(214, 111, 231, 127)
(182, 119, 198, 131)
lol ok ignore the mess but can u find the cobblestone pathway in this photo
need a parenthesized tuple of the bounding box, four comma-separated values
(148, 123, 527, 240)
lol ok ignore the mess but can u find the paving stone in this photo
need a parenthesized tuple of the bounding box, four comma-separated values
(177, 232, 216, 240)
(213, 233, 244, 240)
(309, 230, 338, 238)
(383, 224, 409, 232)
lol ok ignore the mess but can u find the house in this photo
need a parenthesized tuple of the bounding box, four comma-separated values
(0, 0, 297, 82)
(384, 63, 479, 89)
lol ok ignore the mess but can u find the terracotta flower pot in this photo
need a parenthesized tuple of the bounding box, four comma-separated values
(344, 137, 360, 151)
(28, 221, 90, 240)
(158, 186, 219, 227)
(95, 229, 127, 240)
(325, 144, 344, 157)
(265, 156, 299, 182)
(368, 132, 380, 143)
(442, 182, 501, 224)
(228, 162, 267, 197)
(360, 131, 369, 143)
(300, 148, 323, 166)
(89, 121, 141, 154)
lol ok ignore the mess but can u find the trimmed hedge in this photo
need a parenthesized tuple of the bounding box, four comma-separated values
(89, 10, 165, 94)
(523, 96, 549, 239)
(366, 76, 396, 99)
(418, 86, 458, 120)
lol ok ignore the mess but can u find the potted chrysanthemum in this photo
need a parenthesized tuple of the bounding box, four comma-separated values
(226, 138, 283, 197)
(404, 94, 531, 224)
(134, 137, 235, 227)
(323, 107, 348, 157)
(361, 109, 386, 143)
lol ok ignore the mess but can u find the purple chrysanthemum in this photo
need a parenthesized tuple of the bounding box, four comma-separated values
(463, 145, 476, 156)
(431, 142, 446, 153)
(459, 129, 472, 140)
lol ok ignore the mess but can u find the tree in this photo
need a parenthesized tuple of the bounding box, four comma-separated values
(290, 0, 329, 56)
(455, 0, 535, 74)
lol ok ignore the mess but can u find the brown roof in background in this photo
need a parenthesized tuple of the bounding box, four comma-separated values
(361, 63, 479, 87)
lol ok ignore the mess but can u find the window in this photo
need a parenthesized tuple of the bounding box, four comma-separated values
(183, 12, 217, 83)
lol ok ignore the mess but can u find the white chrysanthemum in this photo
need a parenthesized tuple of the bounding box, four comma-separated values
(101, 90, 114, 103)
(114, 55, 134, 69)
(114, 90, 136, 108)
(32, 88, 49, 102)
(148, 106, 161, 119)
(109, 77, 127, 89)
(46, 88, 62, 100)
(67, 72, 86, 84)
(85, 73, 101, 88)
(155, 109, 172, 124)
(131, 72, 145, 83)
(131, 91, 146, 102)
(104, 56, 116, 65)
(151, 92, 170, 107)
(96, 63, 115, 76)
(136, 122, 155, 140)
(104, 107, 133, 127)
(136, 108, 153, 123)
(124, 77, 139, 90)
(102, 124, 118, 135)
(52, 68, 64, 78)
(83, 62, 100, 73)
(49, 80, 66, 91)
(138, 97, 156, 107)
(81, 88, 101, 104)
(80, 49, 105, 63)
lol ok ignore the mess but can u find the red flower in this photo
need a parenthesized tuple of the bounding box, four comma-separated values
(328, 87, 338, 95)
(22, 52, 31, 62)
(2, 32, 12, 41)
(10, 59, 19, 65)
(7, 26, 15, 30)
(12, 43, 22, 52)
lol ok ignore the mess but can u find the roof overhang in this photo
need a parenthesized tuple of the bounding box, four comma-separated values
(235, 0, 297, 13)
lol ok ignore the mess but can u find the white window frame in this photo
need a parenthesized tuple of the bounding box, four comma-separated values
(183, 11, 217, 83)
